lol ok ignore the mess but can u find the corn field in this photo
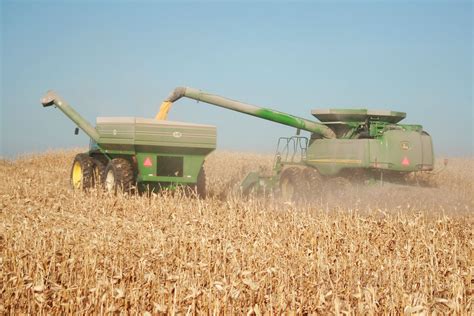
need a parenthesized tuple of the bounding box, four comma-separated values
(1, 150, 473, 314)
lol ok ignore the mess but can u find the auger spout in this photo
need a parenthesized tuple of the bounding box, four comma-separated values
(156, 87, 336, 139)
(41, 91, 101, 142)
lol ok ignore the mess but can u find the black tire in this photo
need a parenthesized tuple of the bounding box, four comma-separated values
(279, 167, 303, 201)
(70, 154, 94, 191)
(326, 177, 351, 189)
(103, 158, 135, 194)
(184, 167, 207, 199)
(302, 167, 322, 197)
(91, 158, 105, 187)
(196, 167, 206, 199)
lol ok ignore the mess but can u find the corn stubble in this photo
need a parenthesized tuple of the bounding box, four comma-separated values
(1, 150, 472, 314)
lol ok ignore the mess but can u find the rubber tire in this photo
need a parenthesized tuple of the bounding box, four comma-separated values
(70, 154, 94, 191)
(196, 167, 206, 199)
(91, 158, 105, 187)
(279, 167, 302, 202)
(103, 158, 135, 194)
(185, 167, 207, 198)
(326, 177, 351, 189)
(302, 167, 322, 196)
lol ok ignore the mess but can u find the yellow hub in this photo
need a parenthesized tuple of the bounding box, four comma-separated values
(72, 161, 83, 189)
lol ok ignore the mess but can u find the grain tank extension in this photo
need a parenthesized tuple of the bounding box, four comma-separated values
(157, 87, 434, 197)
(41, 91, 216, 195)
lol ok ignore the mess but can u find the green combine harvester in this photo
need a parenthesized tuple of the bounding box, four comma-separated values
(157, 87, 434, 199)
(41, 91, 216, 196)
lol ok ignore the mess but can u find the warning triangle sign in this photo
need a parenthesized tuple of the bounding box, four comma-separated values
(401, 157, 410, 166)
(143, 157, 153, 167)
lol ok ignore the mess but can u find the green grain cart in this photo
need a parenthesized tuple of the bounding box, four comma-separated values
(158, 87, 434, 199)
(41, 91, 216, 196)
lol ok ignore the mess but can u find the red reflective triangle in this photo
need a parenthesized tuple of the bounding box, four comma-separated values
(402, 157, 410, 166)
(143, 157, 153, 167)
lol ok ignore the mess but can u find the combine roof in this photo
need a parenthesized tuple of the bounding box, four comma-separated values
(311, 109, 406, 124)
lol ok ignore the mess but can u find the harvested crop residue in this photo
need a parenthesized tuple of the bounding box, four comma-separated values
(1, 151, 472, 314)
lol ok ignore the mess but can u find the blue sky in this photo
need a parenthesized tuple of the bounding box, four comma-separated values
(1, 0, 472, 157)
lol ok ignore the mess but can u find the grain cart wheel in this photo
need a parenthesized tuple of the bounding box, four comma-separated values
(279, 167, 303, 201)
(185, 167, 207, 198)
(91, 158, 105, 187)
(196, 167, 207, 198)
(70, 154, 94, 191)
(103, 158, 135, 194)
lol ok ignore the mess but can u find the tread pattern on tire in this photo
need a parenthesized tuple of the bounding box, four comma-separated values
(279, 167, 302, 201)
(196, 167, 206, 199)
(71, 153, 95, 191)
(104, 158, 135, 194)
(91, 158, 105, 186)
(302, 167, 322, 196)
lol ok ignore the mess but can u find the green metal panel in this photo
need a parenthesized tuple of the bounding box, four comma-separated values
(369, 130, 424, 171)
(306, 139, 369, 175)
(306, 130, 433, 175)
(136, 152, 205, 183)
(95, 117, 216, 150)
(421, 132, 434, 169)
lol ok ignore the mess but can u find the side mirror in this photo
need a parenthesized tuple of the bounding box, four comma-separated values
(74, 127, 79, 135)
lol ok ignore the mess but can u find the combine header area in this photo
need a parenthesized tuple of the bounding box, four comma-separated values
(157, 87, 434, 199)
(41, 91, 216, 195)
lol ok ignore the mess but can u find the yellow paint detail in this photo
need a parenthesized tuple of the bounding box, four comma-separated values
(308, 159, 362, 164)
(72, 161, 82, 189)
(155, 101, 173, 120)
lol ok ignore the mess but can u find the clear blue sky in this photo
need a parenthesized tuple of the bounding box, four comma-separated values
(1, 0, 472, 157)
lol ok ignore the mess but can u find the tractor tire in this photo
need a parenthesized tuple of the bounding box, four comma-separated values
(302, 167, 322, 196)
(196, 167, 207, 199)
(70, 153, 95, 191)
(183, 167, 206, 198)
(103, 158, 135, 194)
(279, 167, 303, 202)
(91, 158, 105, 186)
(326, 177, 351, 189)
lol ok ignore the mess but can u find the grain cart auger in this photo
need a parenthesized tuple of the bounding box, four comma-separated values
(156, 87, 434, 200)
(41, 91, 216, 196)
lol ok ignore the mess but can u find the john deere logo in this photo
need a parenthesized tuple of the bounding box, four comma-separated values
(401, 141, 410, 150)
(172, 131, 182, 138)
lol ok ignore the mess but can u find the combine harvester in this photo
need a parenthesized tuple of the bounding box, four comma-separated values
(157, 87, 434, 199)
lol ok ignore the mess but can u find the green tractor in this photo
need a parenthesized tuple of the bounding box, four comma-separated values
(157, 87, 434, 199)
(41, 91, 216, 196)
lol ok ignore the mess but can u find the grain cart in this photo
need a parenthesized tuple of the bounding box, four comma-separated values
(41, 91, 216, 196)
(156, 87, 434, 199)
